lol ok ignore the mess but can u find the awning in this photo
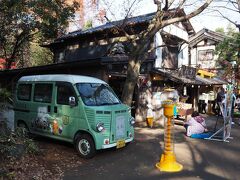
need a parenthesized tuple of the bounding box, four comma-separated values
(151, 68, 227, 85)
(196, 76, 227, 85)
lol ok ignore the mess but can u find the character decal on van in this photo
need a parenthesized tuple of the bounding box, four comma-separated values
(33, 107, 50, 129)
(50, 120, 63, 135)
(32, 107, 64, 135)
(49, 116, 69, 135)
(62, 115, 70, 125)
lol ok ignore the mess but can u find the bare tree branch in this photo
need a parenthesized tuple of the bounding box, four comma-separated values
(100, 0, 215, 105)
(167, 0, 175, 9)
(102, 0, 118, 21)
(162, 0, 213, 27)
(163, 0, 168, 10)
(103, 0, 147, 43)
(237, 0, 240, 10)
(229, 0, 237, 4)
(154, 0, 162, 11)
(148, 41, 186, 53)
(128, 0, 213, 59)
(125, 0, 141, 18)
(177, 0, 187, 9)
(215, 9, 238, 26)
(230, 0, 238, 9)
(210, 5, 239, 13)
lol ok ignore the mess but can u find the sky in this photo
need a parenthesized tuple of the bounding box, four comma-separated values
(101, 0, 240, 33)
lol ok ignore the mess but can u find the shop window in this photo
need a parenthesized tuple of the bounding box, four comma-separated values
(17, 84, 32, 101)
(57, 50, 65, 63)
(147, 62, 153, 72)
(152, 80, 164, 87)
(34, 84, 52, 103)
(140, 64, 146, 74)
(179, 50, 183, 59)
(140, 62, 153, 74)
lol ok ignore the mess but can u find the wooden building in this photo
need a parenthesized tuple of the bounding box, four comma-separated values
(2, 10, 223, 124)
(189, 28, 225, 69)
(42, 10, 196, 122)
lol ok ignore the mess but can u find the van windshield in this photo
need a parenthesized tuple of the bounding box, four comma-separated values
(76, 83, 121, 106)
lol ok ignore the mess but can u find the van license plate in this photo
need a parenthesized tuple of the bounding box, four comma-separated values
(116, 139, 125, 149)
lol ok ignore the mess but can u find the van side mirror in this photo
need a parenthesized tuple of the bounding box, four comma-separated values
(69, 96, 76, 107)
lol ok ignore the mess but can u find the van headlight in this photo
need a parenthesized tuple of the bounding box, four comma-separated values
(129, 117, 135, 126)
(96, 122, 105, 132)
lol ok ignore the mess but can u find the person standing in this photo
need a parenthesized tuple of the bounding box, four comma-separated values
(231, 88, 237, 123)
(215, 87, 225, 116)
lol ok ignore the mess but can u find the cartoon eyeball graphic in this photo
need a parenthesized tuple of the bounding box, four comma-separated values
(59, 126, 63, 134)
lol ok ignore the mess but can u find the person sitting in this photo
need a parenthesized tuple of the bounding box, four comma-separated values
(184, 111, 208, 137)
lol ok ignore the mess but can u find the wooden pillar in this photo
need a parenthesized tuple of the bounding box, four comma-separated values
(193, 85, 199, 111)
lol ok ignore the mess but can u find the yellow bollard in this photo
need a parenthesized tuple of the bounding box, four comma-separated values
(146, 105, 154, 128)
(156, 101, 183, 172)
(146, 117, 154, 128)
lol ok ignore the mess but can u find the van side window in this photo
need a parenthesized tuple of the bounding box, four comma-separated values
(57, 84, 75, 105)
(17, 84, 32, 101)
(34, 84, 52, 103)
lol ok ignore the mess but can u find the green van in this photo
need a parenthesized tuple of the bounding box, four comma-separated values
(14, 74, 134, 158)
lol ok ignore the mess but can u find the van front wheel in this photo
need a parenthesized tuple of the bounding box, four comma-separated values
(75, 134, 96, 159)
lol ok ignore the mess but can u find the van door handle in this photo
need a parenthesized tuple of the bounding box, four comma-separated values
(47, 105, 51, 112)
(54, 106, 58, 113)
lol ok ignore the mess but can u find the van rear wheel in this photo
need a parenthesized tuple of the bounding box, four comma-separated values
(75, 134, 96, 159)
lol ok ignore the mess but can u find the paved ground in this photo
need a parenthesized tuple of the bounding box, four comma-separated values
(63, 115, 240, 180)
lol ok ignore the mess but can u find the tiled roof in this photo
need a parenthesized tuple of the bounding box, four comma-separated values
(46, 9, 194, 46)
(189, 28, 226, 48)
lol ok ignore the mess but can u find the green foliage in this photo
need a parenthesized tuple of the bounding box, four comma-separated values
(215, 27, 225, 34)
(215, 31, 240, 66)
(0, 88, 12, 104)
(29, 42, 53, 66)
(0, 125, 39, 159)
(225, 24, 237, 36)
(0, 0, 79, 69)
(0, 125, 34, 179)
(83, 20, 93, 30)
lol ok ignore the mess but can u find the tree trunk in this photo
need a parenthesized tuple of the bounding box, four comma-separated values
(121, 58, 141, 106)
(5, 57, 14, 70)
